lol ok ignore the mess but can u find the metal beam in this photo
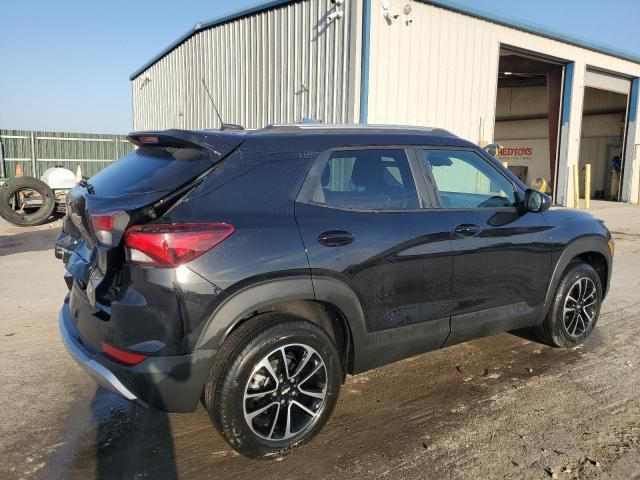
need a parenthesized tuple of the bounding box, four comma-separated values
(547, 68, 563, 191)
(29, 132, 36, 177)
(359, 0, 372, 124)
(621, 78, 639, 202)
(0, 139, 5, 178)
(555, 62, 575, 205)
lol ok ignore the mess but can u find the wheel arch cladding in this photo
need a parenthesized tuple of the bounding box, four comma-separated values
(539, 236, 612, 323)
(573, 251, 609, 294)
(226, 300, 354, 379)
(194, 277, 362, 377)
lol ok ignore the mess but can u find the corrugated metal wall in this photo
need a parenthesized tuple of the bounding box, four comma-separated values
(129, 0, 640, 204)
(368, 0, 640, 141)
(367, 0, 640, 205)
(368, 2, 501, 142)
(0, 130, 134, 179)
(132, 0, 355, 131)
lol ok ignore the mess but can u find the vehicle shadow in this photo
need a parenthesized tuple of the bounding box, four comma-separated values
(56, 329, 600, 480)
(508, 326, 540, 343)
(84, 387, 179, 480)
(0, 219, 62, 256)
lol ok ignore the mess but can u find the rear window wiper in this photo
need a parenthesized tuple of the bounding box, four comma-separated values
(79, 178, 95, 194)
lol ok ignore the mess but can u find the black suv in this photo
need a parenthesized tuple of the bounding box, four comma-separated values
(57, 125, 613, 458)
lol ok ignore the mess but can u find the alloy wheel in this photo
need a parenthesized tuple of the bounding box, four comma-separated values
(243, 343, 327, 441)
(563, 277, 597, 338)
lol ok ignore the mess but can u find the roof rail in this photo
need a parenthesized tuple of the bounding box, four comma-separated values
(257, 124, 455, 135)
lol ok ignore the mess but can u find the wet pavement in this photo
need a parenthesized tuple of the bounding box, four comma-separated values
(1, 201, 639, 479)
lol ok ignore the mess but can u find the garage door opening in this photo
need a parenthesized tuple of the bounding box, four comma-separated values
(493, 48, 565, 199)
(579, 73, 631, 202)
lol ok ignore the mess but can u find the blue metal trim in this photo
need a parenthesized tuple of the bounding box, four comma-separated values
(129, 0, 298, 80)
(561, 63, 575, 125)
(629, 78, 639, 123)
(418, 0, 640, 65)
(359, 0, 372, 124)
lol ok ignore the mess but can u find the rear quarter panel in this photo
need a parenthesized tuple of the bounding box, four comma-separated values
(163, 145, 318, 348)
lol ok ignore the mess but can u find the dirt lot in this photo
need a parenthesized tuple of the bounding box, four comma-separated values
(1, 201, 639, 480)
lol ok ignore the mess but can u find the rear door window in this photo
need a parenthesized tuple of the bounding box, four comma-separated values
(303, 149, 419, 210)
(89, 147, 213, 197)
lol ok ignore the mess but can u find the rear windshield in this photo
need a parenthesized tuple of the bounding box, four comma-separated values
(89, 147, 213, 197)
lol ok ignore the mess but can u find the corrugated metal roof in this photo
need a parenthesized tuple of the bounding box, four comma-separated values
(130, 0, 640, 81)
(129, 0, 299, 80)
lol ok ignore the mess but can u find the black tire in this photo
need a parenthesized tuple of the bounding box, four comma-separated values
(0, 176, 55, 226)
(536, 262, 603, 348)
(203, 313, 342, 458)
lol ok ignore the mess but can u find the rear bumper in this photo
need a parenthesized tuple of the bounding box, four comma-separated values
(59, 307, 139, 403)
(59, 301, 213, 412)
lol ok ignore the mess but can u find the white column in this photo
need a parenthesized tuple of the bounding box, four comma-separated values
(556, 60, 585, 207)
(621, 78, 639, 204)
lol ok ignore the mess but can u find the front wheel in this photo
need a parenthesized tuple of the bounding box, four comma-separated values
(537, 262, 603, 347)
(203, 314, 342, 458)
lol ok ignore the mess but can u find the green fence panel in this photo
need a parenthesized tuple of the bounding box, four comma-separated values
(0, 129, 134, 180)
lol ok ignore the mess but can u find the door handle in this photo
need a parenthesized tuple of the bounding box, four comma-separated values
(453, 224, 482, 238)
(318, 230, 355, 247)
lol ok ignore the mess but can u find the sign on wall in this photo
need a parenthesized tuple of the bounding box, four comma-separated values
(494, 139, 551, 187)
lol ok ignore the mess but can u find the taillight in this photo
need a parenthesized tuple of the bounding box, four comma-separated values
(90, 211, 130, 247)
(123, 223, 235, 268)
(101, 342, 147, 366)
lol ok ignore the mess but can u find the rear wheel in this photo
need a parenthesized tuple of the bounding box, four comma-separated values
(537, 262, 602, 347)
(203, 314, 342, 458)
(0, 176, 55, 226)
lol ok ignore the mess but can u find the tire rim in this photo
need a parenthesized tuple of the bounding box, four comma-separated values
(563, 277, 597, 338)
(243, 343, 327, 441)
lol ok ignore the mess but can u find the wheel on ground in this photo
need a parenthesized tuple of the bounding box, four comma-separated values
(0, 176, 55, 226)
(203, 314, 342, 458)
(537, 262, 603, 347)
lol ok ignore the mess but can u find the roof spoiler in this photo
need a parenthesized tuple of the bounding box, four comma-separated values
(127, 129, 245, 161)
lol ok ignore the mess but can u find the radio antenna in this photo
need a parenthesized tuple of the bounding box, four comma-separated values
(201, 78, 244, 131)
(201, 78, 224, 127)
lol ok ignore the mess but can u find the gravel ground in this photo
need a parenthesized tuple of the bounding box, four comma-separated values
(0, 201, 639, 480)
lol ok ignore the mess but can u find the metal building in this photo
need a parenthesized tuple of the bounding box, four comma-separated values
(130, 0, 640, 206)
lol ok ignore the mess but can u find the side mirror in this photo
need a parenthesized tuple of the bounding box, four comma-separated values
(525, 188, 551, 213)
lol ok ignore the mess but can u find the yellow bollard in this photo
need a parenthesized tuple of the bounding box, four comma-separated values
(573, 164, 580, 209)
(584, 164, 591, 209)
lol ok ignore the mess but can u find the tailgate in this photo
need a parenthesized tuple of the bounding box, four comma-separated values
(58, 130, 244, 348)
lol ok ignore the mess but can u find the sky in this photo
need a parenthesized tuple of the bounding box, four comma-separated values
(1, 0, 639, 134)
